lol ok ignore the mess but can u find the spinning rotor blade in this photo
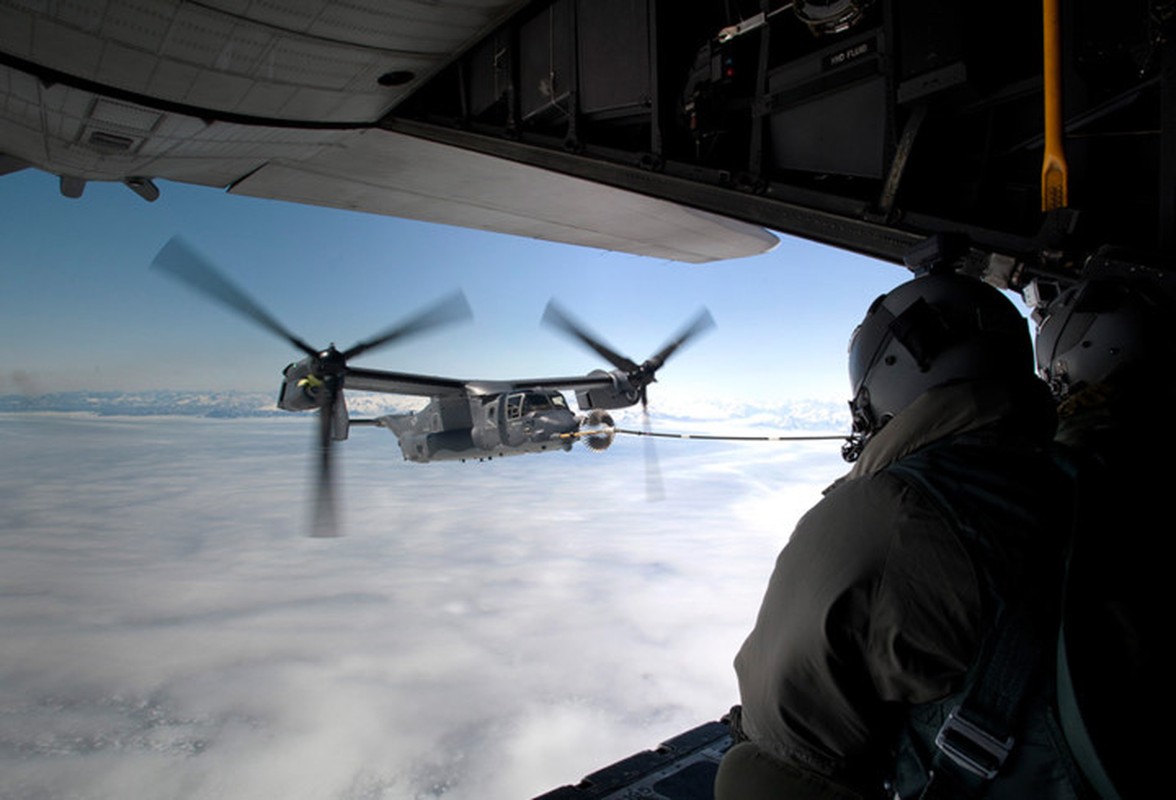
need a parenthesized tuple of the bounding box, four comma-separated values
(648, 309, 716, 369)
(641, 388, 665, 502)
(313, 379, 340, 538)
(542, 301, 641, 373)
(637, 309, 714, 497)
(154, 236, 471, 539)
(342, 291, 473, 361)
(542, 301, 714, 501)
(151, 236, 318, 357)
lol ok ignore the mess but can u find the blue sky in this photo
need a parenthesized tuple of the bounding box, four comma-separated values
(1, 168, 905, 405)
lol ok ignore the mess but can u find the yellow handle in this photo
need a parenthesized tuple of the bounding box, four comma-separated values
(1042, 0, 1068, 210)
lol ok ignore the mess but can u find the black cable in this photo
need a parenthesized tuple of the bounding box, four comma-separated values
(613, 428, 847, 442)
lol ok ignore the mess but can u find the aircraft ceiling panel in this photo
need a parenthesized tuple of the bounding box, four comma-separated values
(0, 63, 316, 182)
(230, 128, 779, 263)
(0, 0, 531, 123)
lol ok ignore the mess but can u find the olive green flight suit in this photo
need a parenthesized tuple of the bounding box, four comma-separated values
(717, 378, 1079, 799)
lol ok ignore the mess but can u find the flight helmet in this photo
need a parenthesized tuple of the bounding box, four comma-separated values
(1035, 278, 1176, 400)
(844, 272, 1032, 461)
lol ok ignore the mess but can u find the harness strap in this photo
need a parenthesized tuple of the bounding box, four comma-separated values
(886, 459, 1048, 800)
(1050, 444, 1122, 799)
(1056, 621, 1120, 800)
(921, 602, 1042, 798)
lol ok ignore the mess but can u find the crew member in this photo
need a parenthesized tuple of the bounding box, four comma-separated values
(1034, 276, 1172, 799)
(716, 271, 1083, 799)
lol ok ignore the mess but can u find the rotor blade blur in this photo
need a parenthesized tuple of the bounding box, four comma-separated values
(152, 237, 319, 357)
(342, 290, 473, 361)
(649, 308, 716, 367)
(541, 300, 640, 372)
(642, 390, 665, 502)
(312, 381, 340, 538)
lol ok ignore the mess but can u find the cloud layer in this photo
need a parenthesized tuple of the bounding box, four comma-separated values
(0, 413, 848, 799)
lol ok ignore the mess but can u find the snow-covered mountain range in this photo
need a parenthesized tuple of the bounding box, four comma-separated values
(0, 390, 851, 432)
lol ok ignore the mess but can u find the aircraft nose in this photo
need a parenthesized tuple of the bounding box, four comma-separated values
(530, 409, 578, 440)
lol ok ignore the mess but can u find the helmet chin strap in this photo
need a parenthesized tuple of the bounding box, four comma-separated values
(843, 386, 878, 463)
(843, 383, 904, 462)
(841, 431, 868, 463)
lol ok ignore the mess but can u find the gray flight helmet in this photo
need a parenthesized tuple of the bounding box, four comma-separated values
(1035, 278, 1176, 400)
(844, 272, 1033, 461)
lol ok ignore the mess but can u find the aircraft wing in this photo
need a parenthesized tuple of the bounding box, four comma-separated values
(342, 368, 468, 399)
(0, 0, 777, 264)
(484, 374, 619, 394)
(342, 369, 617, 399)
(227, 130, 779, 264)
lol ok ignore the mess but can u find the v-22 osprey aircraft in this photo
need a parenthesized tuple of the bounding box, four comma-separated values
(152, 235, 713, 490)
(336, 296, 711, 465)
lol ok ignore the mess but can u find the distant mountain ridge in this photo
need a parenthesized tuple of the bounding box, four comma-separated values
(0, 390, 850, 431)
(0, 391, 287, 418)
(0, 391, 427, 419)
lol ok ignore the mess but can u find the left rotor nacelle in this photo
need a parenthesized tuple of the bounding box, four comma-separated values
(278, 357, 328, 412)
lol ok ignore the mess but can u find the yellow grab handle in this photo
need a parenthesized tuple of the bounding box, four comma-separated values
(1042, 0, 1068, 210)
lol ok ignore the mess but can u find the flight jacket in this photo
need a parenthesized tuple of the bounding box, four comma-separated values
(731, 377, 1061, 795)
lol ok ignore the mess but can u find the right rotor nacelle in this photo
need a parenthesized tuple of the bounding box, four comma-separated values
(574, 370, 640, 411)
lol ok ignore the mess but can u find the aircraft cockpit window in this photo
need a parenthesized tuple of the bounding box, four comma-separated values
(506, 394, 524, 420)
(520, 392, 568, 413)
